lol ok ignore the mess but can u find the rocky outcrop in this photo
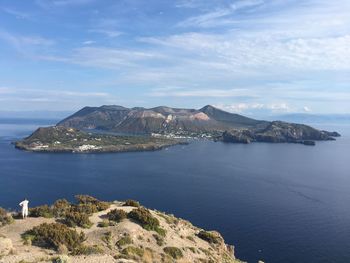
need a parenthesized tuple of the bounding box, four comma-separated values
(222, 121, 340, 145)
(222, 130, 252, 144)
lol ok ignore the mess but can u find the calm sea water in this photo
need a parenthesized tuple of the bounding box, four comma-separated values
(0, 120, 349, 263)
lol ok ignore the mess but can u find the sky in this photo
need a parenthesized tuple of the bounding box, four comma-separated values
(0, 0, 350, 116)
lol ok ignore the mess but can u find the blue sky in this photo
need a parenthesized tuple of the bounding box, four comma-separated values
(0, 0, 349, 116)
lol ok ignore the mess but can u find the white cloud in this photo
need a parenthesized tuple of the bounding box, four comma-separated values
(178, 0, 265, 28)
(82, 40, 95, 45)
(36, 0, 96, 8)
(214, 102, 292, 114)
(0, 30, 54, 55)
(150, 87, 255, 98)
(1, 7, 31, 19)
(89, 29, 122, 38)
(303, 106, 311, 112)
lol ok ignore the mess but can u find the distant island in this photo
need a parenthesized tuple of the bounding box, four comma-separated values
(15, 105, 340, 153)
(0, 196, 247, 262)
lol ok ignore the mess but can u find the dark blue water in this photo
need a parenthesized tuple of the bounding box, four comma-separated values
(0, 120, 350, 263)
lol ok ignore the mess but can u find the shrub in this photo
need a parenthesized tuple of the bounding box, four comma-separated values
(75, 195, 110, 212)
(101, 231, 113, 249)
(97, 220, 110, 228)
(128, 207, 159, 230)
(52, 199, 71, 217)
(128, 207, 166, 237)
(22, 223, 85, 251)
(29, 205, 53, 218)
(121, 246, 144, 258)
(152, 234, 164, 246)
(71, 245, 104, 255)
(123, 199, 140, 207)
(71, 203, 98, 215)
(197, 230, 222, 244)
(186, 235, 195, 242)
(52, 255, 69, 263)
(116, 234, 133, 248)
(163, 247, 183, 259)
(0, 207, 14, 227)
(64, 211, 92, 228)
(107, 209, 127, 222)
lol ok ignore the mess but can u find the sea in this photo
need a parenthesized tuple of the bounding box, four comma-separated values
(0, 118, 349, 263)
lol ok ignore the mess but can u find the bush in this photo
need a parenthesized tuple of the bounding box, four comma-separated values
(163, 247, 183, 259)
(116, 234, 133, 248)
(128, 207, 159, 230)
(22, 223, 85, 251)
(128, 207, 166, 237)
(0, 207, 14, 227)
(197, 230, 222, 244)
(121, 246, 144, 258)
(153, 234, 164, 246)
(71, 203, 98, 215)
(123, 199, 140, 207)
(29, 205, 53, 218)
(75, 195, 110, 212)
(107, 209, 127, 222)
(64, 211, 92, 229)
(52, 255, 69, 263)
(71, 245, 104, 255)
(52, 199, 71, 217)
(97, 220, 110, 228)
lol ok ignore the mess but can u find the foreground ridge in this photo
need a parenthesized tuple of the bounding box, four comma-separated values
(0, 196, 254, 263)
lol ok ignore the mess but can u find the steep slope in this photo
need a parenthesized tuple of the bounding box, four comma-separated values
(56, 104, 340, 143)
(58, 105, 262, 134)
(200, 105, 268, 128)
(58, 105, 130, 130)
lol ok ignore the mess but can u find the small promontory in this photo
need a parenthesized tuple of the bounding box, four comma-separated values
(0, 196, 245, 263)
(15, 126, 183, 153)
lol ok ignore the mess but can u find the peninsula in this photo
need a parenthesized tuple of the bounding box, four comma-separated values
(0, 196, 247, 263)
(15, 126, 183, 153)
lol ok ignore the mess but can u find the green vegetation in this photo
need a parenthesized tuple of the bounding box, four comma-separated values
(97, 220, 111, 228)
(63, 211, 92, 229)
(71, 245, 104, 255)
(74, 195, 110, 212)
(163, 246, 183, 259)
(116, 234, 133, 248)
(186, 235, 195, 242)
(101, 231, 113, 249)
(52, 199, 71, 217)
(29, 205, 54, 218)
(197, 230, 222, 244)
(22, 223, 86, 252)
(0, 207, 14, 227)
(15, 126, 180, 153)
(123, 199, 140, 207)
(127, 207, 166, 237)
(121, 246, 144, 258)
(152, 234, 164, 246)
(107, 209, 127, 222)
